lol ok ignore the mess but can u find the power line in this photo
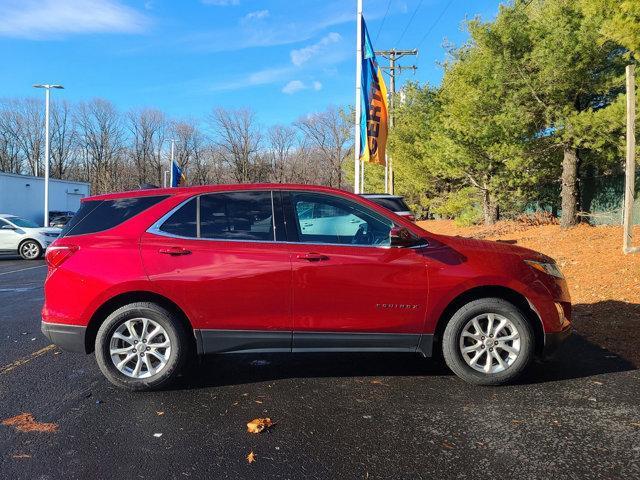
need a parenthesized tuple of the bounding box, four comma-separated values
(374, 0, 393, 43)
(417, 0, 454, 49)
(396, 0, 424, 46)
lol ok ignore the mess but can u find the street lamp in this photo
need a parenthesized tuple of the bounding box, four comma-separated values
(33, 84, 64, 228)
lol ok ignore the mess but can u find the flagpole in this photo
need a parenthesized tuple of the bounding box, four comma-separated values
(169, 139, 175, 188)
(354, 0, 363, 194)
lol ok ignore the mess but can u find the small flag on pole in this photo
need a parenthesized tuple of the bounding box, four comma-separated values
(359, 16, 389, 166)
(171, 160, 185, 187)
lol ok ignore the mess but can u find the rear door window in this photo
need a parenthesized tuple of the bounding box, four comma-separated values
(200, 191, 274, 241)
(155, 191, 282, 242)
(61, 196, 168, 237)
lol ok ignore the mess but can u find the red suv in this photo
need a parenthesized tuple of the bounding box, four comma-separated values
(41, 184, 571, 390)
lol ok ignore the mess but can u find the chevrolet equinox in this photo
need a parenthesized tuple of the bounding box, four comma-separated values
(41, 184, 571, 390)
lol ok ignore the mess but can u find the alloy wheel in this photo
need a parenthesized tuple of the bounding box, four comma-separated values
(109, 318, 172, 379)
(20, 242, 40, 259)
(459, 313, 521, 374)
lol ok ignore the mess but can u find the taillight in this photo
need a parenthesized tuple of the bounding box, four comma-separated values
(45, 245, 79, 268)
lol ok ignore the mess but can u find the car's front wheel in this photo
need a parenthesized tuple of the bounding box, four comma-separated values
(442, 298, 535, 386)
(95, 302, 190, 391)
(19, 240, 42, 260)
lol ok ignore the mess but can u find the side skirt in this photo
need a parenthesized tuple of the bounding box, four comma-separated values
(195, 329, 434, 357)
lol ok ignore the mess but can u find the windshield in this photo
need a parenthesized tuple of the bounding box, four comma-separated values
(6, 217, 39, 228)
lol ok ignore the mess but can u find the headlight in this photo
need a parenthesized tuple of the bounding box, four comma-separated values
(524, 260, 564, 279)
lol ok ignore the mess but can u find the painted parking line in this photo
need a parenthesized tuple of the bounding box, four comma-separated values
(0, 265, 46, 277)
(0, 345, 57, 375)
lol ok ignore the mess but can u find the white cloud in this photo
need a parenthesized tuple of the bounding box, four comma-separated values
(240, 9, 269, 26)
(243, 10, 269, 21)
(282, 80, 306, 95)
(282, 80, 323, 95)
(201, 0, 240, 5)
(209, 66, 293, 92)
(290, 32, 342, 67)
(0, 0, 148, 39)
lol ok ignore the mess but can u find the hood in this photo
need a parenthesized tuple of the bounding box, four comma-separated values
(431, 234, 553, 263)
(22, 227, 61, 235)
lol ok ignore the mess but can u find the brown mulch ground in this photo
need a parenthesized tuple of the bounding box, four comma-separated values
(418, 220, 640, 365)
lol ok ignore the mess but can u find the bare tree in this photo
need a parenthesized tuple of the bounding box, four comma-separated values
(75, 99, 125, 194)
(128, 108, 167, 187)
(210, 108, 261, 183)
(0, 104, 22, 174)
(50, 100, 77, 179)
(267, 125, 297, 183)
(1, 98, 44, 176)
(295, 106, 351, 188)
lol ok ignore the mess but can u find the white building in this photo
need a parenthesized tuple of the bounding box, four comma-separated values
(0, 172, 90, 226)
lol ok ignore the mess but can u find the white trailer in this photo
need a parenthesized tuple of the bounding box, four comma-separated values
(0, 172, 90, 226)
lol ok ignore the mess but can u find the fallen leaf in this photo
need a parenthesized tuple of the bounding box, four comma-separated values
(153, 433, 163, 438)
(2, 413, 58, 433)
(11, 453, 31, 459)
(630, 422, 640, 428)
(247, 451, 256, 463)
(156, 411, 165, 416)
(255, 400, 263, 404)
(247, 417, 274, 434)
(442, 441, 455, 449)
(511, 420, 524, 425)
(370, 380, 389, 386)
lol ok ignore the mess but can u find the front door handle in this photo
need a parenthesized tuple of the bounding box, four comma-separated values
(297, 252, 329, 262)
(159, 247, 191, 256)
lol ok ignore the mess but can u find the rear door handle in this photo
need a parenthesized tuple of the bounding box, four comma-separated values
(297, 252, 329, 262)
(158, 247, 191, 256)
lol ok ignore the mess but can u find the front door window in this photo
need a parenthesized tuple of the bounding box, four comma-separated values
(291, 193, 393, 246)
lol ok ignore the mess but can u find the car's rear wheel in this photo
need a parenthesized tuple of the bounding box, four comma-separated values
(95, 302, 190, 391)
(442, 298, 534, 386)
(19, 240, 42, 260)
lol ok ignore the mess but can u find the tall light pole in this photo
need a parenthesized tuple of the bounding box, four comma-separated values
(353, 0, 363, 194)
(33, 84, 64, 227)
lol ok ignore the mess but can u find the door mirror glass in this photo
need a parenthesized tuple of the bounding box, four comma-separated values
(390, 226, 418, 248)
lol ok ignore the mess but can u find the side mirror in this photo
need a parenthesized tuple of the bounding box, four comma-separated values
(1, 224, 16, 230)
(390, 226, 418, 248)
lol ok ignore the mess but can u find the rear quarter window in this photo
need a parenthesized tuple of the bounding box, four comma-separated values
(61, 196, 168, 237)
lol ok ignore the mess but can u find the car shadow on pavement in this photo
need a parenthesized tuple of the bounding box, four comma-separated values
(173, 302, 638, 390)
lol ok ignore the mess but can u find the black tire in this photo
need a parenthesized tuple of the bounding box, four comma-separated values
(19, 239, 42, 260)
(442, 298, 535, 386)
(95, 302, 190, 391)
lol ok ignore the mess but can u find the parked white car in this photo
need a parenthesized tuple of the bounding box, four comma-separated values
(0, 214, 61, 260)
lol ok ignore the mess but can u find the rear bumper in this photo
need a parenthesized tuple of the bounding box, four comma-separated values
(542, 325, 572, 359)
(41, 321, 86, 353)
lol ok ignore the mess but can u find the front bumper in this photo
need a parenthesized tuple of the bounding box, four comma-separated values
(41, 321, 86, 353)
(542, 324, 572, 359)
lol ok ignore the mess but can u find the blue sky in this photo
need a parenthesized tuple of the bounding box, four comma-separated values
(0, 0, 503, 125)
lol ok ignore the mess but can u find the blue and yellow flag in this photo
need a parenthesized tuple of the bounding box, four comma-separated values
(359, 16, 389, 166)
(171, 160, 186, 187)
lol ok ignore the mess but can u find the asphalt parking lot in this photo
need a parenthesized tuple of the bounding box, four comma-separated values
(0, 257, 639, 479)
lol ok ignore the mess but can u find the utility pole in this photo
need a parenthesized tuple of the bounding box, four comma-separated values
(169, 139, 176, 188)
(623, 64, 639, 254)
(376, 49, 417, 194)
